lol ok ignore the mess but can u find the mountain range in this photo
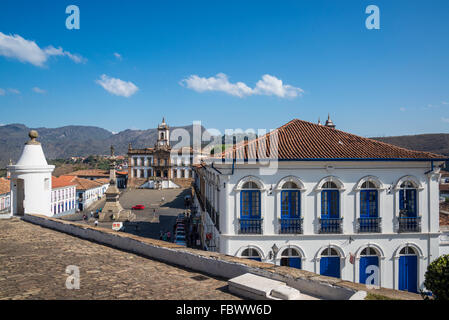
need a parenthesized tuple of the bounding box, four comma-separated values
(1, 123, 448, 168)
(0, 123, 206, 167)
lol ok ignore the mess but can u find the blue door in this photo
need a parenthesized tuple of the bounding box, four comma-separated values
(359, 256, 379, 285)
(289, 257, 302, 269)
(399, 255, 418, 293)
(320, 257, 340, 278)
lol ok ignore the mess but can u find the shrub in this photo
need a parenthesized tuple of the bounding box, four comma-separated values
(424, 254, 449, 300)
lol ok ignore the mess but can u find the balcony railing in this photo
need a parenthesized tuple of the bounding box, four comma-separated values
(357, 217, 381, 233)
(319, 218, 343, 234)
(398, 216, 421, 233)
(279, 218, 303, 234)
(239, 218, 263, 234)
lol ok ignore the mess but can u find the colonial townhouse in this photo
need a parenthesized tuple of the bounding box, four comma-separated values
(193, 118, 447, 294)
(58, 175, 109, 211)
(51, 176, 77, 216)
(0, 177, 11, 216)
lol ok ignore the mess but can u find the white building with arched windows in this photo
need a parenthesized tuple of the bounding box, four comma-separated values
(193, 118, 447, 294)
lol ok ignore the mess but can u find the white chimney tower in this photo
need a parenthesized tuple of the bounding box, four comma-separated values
(7, 130, 55, 217)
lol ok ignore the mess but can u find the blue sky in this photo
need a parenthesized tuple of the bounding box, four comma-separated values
(0, 0, 448, 137)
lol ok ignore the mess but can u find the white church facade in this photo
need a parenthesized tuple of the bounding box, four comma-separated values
(193, 117, 447, 293)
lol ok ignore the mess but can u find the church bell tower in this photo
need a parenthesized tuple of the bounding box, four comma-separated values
(157, 117, 170, 149)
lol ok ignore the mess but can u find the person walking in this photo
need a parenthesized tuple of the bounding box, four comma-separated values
(167, 231, 171, 242)
(162, 232, 168, 242)
(159, 230, 163, 240)
(94, 220, 98, 227)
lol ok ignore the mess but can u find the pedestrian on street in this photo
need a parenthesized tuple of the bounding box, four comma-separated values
(162, 232, 168, 241)
(94, 220, 98, 227)
(167, 231, 171, 242)
(159, 230, 163, 240)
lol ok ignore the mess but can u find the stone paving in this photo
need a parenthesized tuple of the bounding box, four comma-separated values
(0, 218, 240, 300)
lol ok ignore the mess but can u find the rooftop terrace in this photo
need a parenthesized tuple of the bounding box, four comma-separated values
(0, 218, 239, 300)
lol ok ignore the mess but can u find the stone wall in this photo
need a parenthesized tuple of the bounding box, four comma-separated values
(21, 214, 422, 300)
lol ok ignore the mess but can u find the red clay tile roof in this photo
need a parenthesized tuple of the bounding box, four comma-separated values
(218, 119, 447, 161)
(95, 178, 110, 185)
(58, 175, 105, 191)
(52, 176, 77, 189)
(66, 169, 110, 177)
(0, 178, 10, 195)
(440, 212, 449, 226)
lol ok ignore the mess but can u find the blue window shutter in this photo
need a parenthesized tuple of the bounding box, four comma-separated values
(399, 190, 405, 211)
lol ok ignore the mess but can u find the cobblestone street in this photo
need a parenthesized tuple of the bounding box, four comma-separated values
(0, 218, 240, 300)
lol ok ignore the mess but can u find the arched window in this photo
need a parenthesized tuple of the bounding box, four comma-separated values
(398, 246, 418, 293)
(241, 248, 261, 262)
(240, 181, 261, 234)
(281, 182, 300, 218)
(280, 248, 301, 269)
(320, 247, 340, 278)
(280, 181, 302, 233)
(321, 181, 340, 233)
(359, 247, 380, 286)
(399, 181, 417, 217)
(359, 181, 379, 232)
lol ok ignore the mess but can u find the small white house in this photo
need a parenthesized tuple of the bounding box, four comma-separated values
(194, 118, 447, 294)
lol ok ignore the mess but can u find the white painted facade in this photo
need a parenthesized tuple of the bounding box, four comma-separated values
(129, 155, 193, 179)
(51, 185, 76, 216)
(195, 160, 444, 292)
(76, 183, 109, 211)
(0, 192, 11, 215)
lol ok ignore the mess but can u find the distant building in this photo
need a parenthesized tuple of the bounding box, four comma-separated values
(58, 175, 109, 211)
(51, 176, 77, 216)
(127, 118, 203, 188)
(66, 169, 127, 188)
(0, 178, 11, 215)
(439, 171, 449, 200)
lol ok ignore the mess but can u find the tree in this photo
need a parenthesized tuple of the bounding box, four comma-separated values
(424, 254, 449, 300)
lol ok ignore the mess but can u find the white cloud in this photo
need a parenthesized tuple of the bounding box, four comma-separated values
(442, 117, 449, 123)
(8, 88, 20, 94)
(0, 88, 5, 96)
(96, 74, 139, 97)
(113, 52, 122, 60)
(399, 107, 406, 112)
(442, 101, 449, 105)
(32, 87, 46, 94)
(43, 46, 86, 64)
(180, 73, 303, 98)
(0, 32, 86, 67)
(254, 74, 304, 98)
